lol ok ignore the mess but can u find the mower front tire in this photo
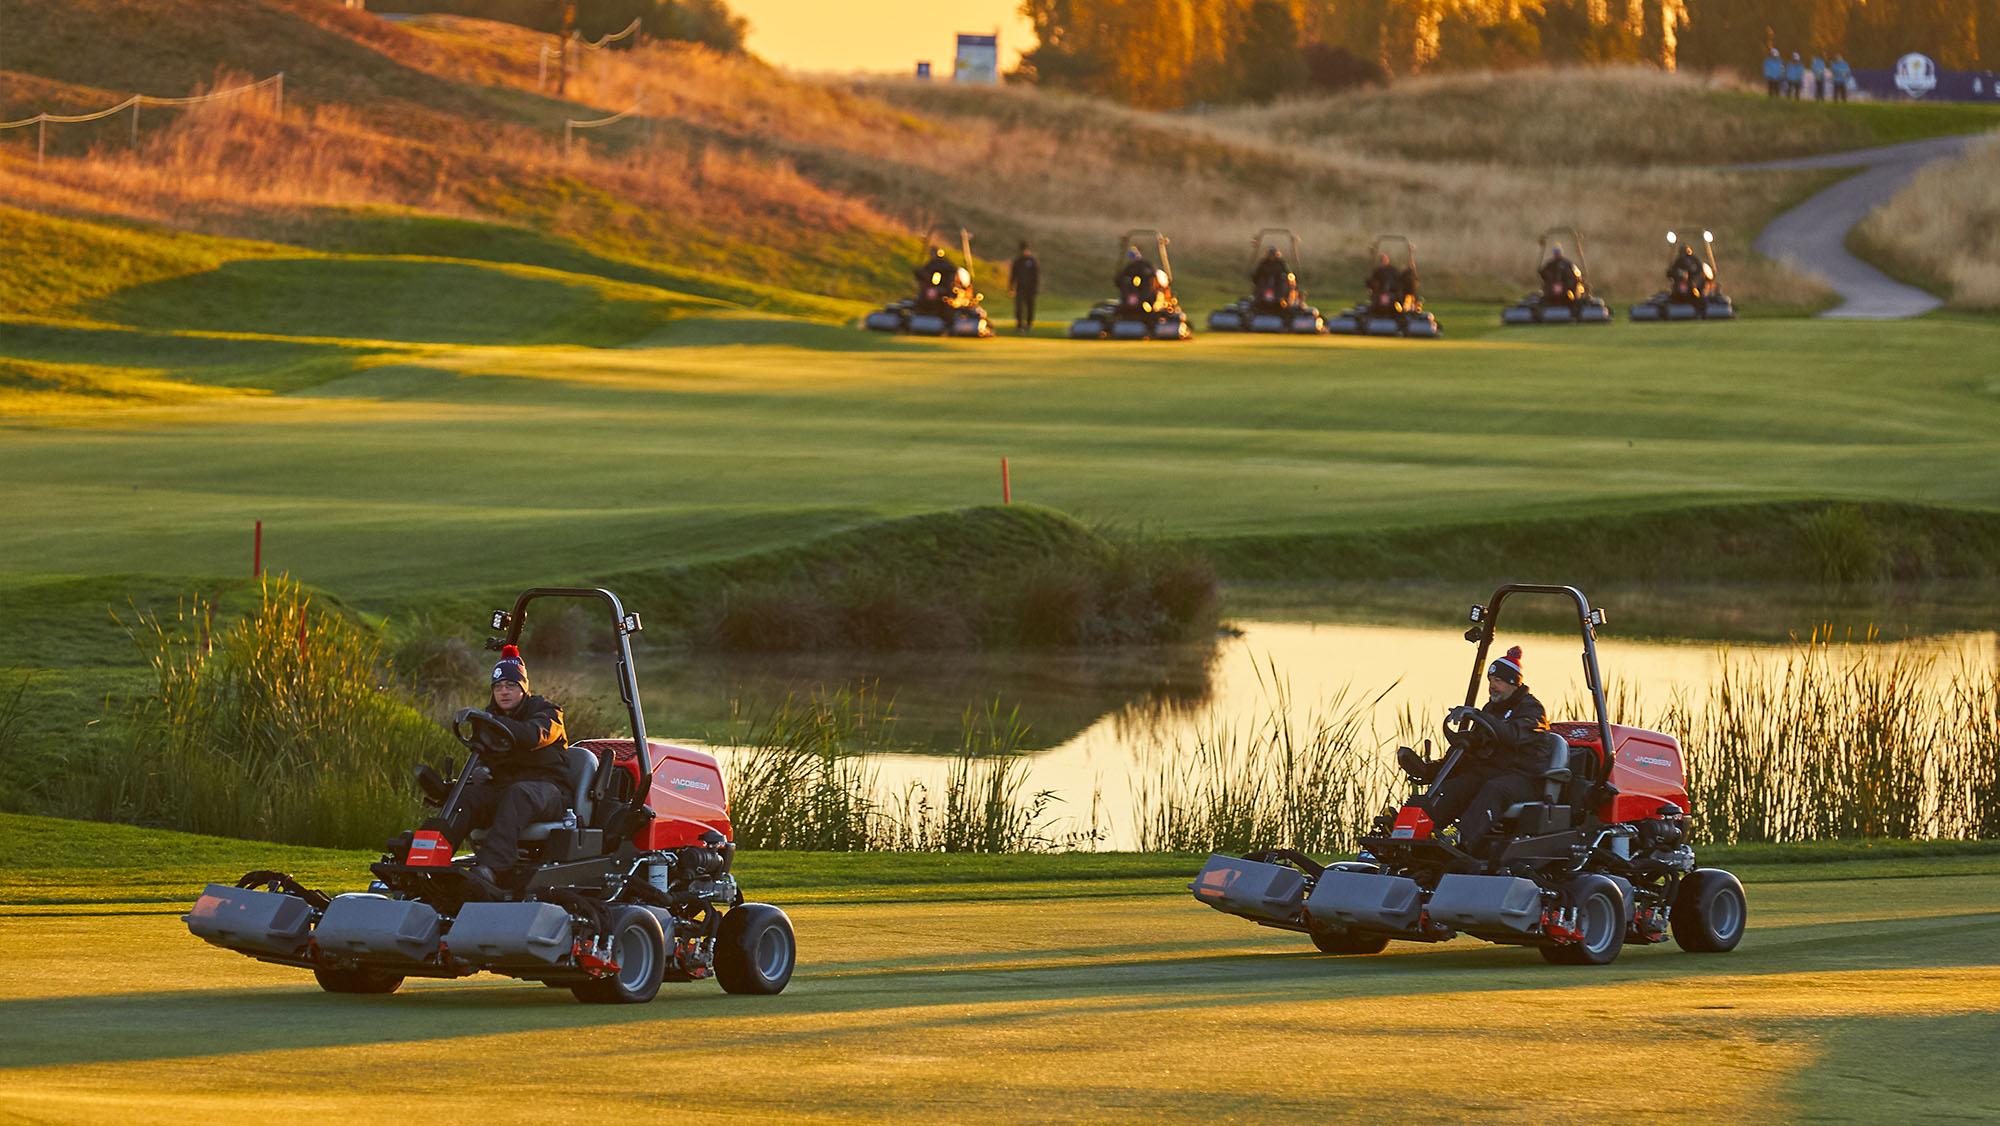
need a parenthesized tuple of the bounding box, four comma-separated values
(1541, 874, 1627, 966)
(314, 965, 404, 995)
(1671, 868, 1746, 953)
(573, 906, 666, 1004)
(1311, 926, 1390, 955)
(716, 903, 796, 995)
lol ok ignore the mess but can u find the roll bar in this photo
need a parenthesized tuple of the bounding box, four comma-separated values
(1249, 227, 1304, 273)
(486, 587, 652, 783)
(1371, 234, 1416, 270)
(1538, 225, 1588, 273)
(1461, 584, 1614, 757)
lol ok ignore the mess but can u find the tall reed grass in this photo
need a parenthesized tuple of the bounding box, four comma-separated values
(1131, 667, 1403, 854)
(1131, 633, 2000, 852)
(66, 578, 455, 849)
(722, 690, 1095, 852)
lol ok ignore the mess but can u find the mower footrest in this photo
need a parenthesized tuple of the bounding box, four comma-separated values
(1304, 871, 1424, 933)
(1189, 854, 1305, 924)
(313, 894, 442, 965)
(185, 883, 314, 958)
(1426, 874, 1543, 937)
(447, 901, 573, 968)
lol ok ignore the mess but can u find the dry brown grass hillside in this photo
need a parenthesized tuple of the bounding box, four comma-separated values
(5, 3, 1988, 316)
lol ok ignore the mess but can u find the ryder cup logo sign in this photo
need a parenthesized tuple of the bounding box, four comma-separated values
(1895, 53, 1937, 98)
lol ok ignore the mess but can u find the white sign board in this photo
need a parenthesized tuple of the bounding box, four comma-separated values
(954, 33, 998, 84)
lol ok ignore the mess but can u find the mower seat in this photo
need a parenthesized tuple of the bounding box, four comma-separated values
(1499, 733, 1573, 828)
(467, 746, 597, 845)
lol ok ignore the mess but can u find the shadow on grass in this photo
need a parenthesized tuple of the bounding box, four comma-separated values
(1785, 1011, 2000, 1118)
(2, 910, 1993, 1071)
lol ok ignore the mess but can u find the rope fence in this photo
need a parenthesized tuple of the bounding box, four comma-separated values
(0, 73, 284, 165)
(564, 97, 646, 157)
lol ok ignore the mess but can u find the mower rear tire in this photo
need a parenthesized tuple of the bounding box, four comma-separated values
(716, 903, 796, 995)
(1671, 868, 1746, 953)
(1311, 926, 1390, 955)
(1540, 874, 1626, 966)
(572, 905, 666, 1004)
(314, 965, 404, 994)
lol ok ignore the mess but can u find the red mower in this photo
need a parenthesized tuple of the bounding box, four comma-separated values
(185, 587, 797, 1003)
(1192, 584, 1745, 966)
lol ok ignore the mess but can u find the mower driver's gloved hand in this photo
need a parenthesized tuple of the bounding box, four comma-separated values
(1396, 746, 1436, 783)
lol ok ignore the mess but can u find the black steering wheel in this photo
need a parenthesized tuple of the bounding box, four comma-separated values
(452, 707, 512, 754)
(1442, 705, 1504, 756)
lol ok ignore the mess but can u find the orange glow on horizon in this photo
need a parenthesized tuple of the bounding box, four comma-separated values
(726, 0, 1032, 75)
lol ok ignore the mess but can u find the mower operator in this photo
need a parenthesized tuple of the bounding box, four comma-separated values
(422, 644, 570, 884)
(1667, 241, 1710, 296)
(1397, 646, 1549, 852)
(915, 246, 954, 295)
(1120, 245, 1156, 292)
(1541, 244, 1582, 301)
(1366, 251, 1402, 304)
(1253, 245, 1291, 296)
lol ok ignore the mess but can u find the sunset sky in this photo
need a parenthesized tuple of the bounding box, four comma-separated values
(725, 0, 1034, 74)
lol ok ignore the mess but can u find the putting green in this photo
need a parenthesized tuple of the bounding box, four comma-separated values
(4, 310, 1999, 600)
(2, 871, 1995, 1121)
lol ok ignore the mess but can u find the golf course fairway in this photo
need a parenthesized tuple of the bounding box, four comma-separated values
(4, 860, 1995, 1121)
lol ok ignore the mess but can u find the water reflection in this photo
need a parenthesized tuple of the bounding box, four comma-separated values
(545, 619, 1997, 850)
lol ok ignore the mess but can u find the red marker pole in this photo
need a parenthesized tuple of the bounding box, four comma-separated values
(1001, 458, 1011, 505)
(253, 520, 263, 578)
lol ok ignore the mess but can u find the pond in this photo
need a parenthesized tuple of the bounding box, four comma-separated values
(544, 608, 1997, 850)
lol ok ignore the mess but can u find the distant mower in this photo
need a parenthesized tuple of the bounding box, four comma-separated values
(1069, 228, 1192, 341)
(1630, 228, 1737, 321)
(1206, 228, 1326, 334)
(864, 226, 993, 337)
(185, 587, 797, 1004)
(1501, 226, 1612, 325)
(1328, 234, 1440, 338)
(1192, 584, 1746, 967)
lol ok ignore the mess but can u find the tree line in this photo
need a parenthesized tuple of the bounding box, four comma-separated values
(1015, 1, 2000, 107)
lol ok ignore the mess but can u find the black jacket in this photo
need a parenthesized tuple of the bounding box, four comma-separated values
(485, 694, 569, 786)
(1541, 256, 1581, 291)
(1009, 253, 1040, 294)
(1366, 263, 1401, 295)
(1480, 685, 1549, 773)
(1253, 256, 1291, 291)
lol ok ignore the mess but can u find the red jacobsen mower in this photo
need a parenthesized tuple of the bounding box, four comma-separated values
(863, 226, 994, 337)
(185, 588, 797, 1003)
(1206, 228, 1327, 334)
(1069, 229, 1192, 340)
(1327, 235, 1441, 339)
(1192, 584, 1746, 966)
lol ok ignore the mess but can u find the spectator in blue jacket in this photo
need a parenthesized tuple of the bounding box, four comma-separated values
(1811, 55, 1828, 100)
(1786, 53, 1806, 99)
(1763, 48, 1784, 97)
(1831, 56, 1851, 102)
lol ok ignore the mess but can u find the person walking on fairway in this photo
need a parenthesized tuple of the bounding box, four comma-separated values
(1786, 52, 1805, 99)
(1831, 55, 1851, 102)
(1762, 48, 1784, 97)
(1008, 240, 1040, 334)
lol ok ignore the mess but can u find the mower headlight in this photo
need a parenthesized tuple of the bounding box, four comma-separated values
(930, 272, 942, 285)
(955, 268, 970, 287)
(1703, 230, 1714, 243)
(1155, 269, 1169, 287)
(1666, 231, 1677, 244)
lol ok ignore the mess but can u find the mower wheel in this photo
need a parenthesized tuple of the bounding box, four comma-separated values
(572, 906, 666, 1004)
(1671, 868, 1747, 953)
(1540, 874, 1627, 966)
(314, 965, 404, 994)
(1311, 926, 1390, 955)
(716, 902, 796, 995)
